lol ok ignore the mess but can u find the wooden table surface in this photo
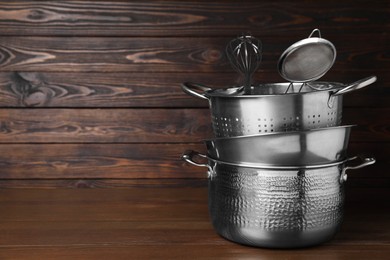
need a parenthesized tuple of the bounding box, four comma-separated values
(0, 183, 389, 259)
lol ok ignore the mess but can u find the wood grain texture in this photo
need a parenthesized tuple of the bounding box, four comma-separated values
(0, 35, 387, 72)
(0, 36, 229, 72)
(0, 178, 389, 191)
(0, 108, 387, 143)
(0, 143, 206, 179)
(0, 187, 388, 259)
(0, 71, 388, 108)
(0, 0, 388, 188)
(0, 143, 387, 180)
(0, 108, 212, 143)
(1, 245, 389, 260)
(0, 1, 387, 36)
(0, 1, 388, 257)
(0, 178, 209, 189)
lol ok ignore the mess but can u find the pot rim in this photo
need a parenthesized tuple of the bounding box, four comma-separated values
(204, 81, 344, 98)
(207, 154, 352, 169)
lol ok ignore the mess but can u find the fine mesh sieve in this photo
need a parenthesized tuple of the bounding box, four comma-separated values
(278, 29, 337, 93)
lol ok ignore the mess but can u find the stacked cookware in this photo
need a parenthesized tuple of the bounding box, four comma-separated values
(181, 30, 376, 248)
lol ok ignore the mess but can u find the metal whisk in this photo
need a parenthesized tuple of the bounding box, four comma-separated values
(226, 35, 262, 94)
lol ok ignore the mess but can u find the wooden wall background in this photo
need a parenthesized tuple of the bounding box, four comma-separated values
(0, 0, 388, 188)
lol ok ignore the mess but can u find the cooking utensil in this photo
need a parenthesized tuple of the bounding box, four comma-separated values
(181, 76, 376, 137)
(278, 29, 336, 93)
(205, 125, 353, 166)
(182, 150, 375, 248)
(226, 35, 262, 94)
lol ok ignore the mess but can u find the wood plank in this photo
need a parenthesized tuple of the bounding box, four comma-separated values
(0, 178, 365, 190)
(0, 180, 388, 202)
(0, 71, 388, 108)
(0, 178, 209, 189)
(0, 108, 388, 143)
(0, 188, 210, 222)
(0, 1, 387, 36)
(0, 108, 213, 143)
(0, 187, 208, 203)
(0, 245, 389, 260)
(343, 109, 390, 143)
(0, 187, 388, 220)
(0, 218, 388, 246)
(0, 143, 207, 179)
(0, 36, 228, 72)
(0, 178, 388, 190)
(0, 143, 387, 180)
(0, 187, 388, 259)
(0, 35, 387, 72)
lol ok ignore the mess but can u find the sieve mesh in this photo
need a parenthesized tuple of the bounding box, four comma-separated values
(282, 44, 335, 82)
(278, 29, 336, 83)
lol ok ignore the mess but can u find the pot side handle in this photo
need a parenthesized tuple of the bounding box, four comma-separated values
(331, 76, 377, 97)
(181, 150, 209, 168)
(340, 155, 376, 183)
(182, 150, 214, 178)
(181, 82, 211, 100)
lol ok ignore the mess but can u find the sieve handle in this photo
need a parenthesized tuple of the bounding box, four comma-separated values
(340, 155, 376, 183)
(308, 28, 321, 38)
(181, 82, 211, 100)
(331, 76, 377, 97)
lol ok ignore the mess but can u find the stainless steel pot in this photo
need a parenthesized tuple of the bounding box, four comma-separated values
(182, 150, 375, 248)
(182, 76, 376, 137)
(205, 125, 353, 166)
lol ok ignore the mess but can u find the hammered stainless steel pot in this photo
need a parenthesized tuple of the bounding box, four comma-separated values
(182, 150, 375, 248)
(181, 76, 376, 137)
(205, 125, 353, 166)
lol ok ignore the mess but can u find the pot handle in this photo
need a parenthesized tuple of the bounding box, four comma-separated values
(331, 76, 377, 97)
(181, 82, 211, 100)
(182, 150, 214, 178)
(340, 155, 376, 183)
(182, 150, 209, 168)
